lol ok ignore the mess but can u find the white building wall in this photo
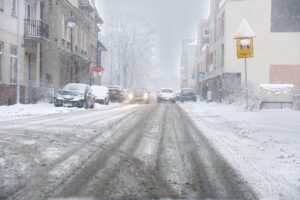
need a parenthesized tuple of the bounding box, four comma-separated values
(224, 0, 300, 88)
(0, 0, 26, 85)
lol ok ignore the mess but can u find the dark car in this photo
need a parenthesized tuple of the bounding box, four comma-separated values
(108, 85, 126, 103)
(54, 83, 95, 109)
(180, 88, 197, 102)
(128, 88, 150, 104)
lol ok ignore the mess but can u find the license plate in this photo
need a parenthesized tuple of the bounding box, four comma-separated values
(63, 103, 73, 107)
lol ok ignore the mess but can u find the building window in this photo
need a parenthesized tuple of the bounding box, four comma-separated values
(61, 14, 65, 38)
(0, 42, 3, 81)
(12, 0, 17, 17)
(25, 2, 34, 19)
(0, 0, 4, 11)
(271, 0, 300, 32)
(10, 46, 17, 84)
(73, 26, 78, 46)
(221, 44, 224, 68)
(66, 26, 70, 42)
(81, 31, 87, 52)
(203, 29, 210, 44)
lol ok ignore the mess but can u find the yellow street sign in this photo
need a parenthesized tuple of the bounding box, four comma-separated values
(236, 38, 253, 58)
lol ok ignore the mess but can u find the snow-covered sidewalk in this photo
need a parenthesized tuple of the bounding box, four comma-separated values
(179, 102, 300, 200)
(0, 103, 118, 121)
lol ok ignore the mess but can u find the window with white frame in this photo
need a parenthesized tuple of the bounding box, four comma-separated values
(12, 0, 17, 16)
(73, 26, 78, 46)
(66, 26, 70, 42)
(25, 1, 34, 19)
(0, 42, 3, 81)
(10, 46, 17, 84)
(61, 14, 65, 38)
(0, 0, 4, 11)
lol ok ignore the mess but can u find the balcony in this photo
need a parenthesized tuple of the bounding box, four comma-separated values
(79, 0, 94, 12)
(24, 19, 49, 41)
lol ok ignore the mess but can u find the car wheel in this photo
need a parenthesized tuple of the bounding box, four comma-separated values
(84, 101, 89, 109)
(90, 102, 95, 109)
(54, 101, 59, 107)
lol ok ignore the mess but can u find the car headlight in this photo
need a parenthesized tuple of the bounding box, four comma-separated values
(128, 93, 134, 100)
(143, 93, 149, 99)
(56, 95, 63, 100)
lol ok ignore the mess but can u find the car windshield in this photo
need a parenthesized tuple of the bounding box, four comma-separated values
(182, 89, 193, 94)
(162, 89, 173, 93)
(1, 0, 299, 200)
(61, 84, 86, 95)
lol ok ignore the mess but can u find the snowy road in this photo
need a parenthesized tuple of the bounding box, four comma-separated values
(0, 103, 257, 200)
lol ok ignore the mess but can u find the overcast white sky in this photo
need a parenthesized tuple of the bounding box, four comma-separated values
(96, 0, 209, 88)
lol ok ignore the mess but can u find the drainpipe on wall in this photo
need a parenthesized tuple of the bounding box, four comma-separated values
(16, 0, 21, 104)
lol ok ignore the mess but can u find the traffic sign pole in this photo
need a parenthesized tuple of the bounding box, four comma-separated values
(244, 58, 248, 110)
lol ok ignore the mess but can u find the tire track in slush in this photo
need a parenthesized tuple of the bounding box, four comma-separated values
(50, 104, 160, 197)
(77, 104, 176, 199)
(7, 105, 145, 200)
(175, 104, 258, 200)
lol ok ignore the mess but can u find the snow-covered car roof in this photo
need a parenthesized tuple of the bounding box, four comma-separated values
(62, 83, 87, 93)
(91, 85, 109, 98)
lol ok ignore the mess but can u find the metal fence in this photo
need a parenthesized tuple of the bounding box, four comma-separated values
(294, 89, 300, 110)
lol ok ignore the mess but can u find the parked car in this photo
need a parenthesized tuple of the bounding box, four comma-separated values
(157, 88, 176, 103)
(54, 83, 95, 109)
(91, 85, 110, 105)
(175, 90, 181, 101)
(108, 85, 126, 103)
(180, 88, 197, 102)
(128, 88, 150, 104)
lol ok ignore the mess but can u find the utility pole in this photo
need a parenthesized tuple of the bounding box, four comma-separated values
(16, 0, 21, 104)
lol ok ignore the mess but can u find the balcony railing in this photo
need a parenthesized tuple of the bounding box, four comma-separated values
(79, 0, 94, 12)
(24, 19, 49, 40)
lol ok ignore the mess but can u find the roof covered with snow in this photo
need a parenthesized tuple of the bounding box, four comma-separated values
(260, 84, 295, 91)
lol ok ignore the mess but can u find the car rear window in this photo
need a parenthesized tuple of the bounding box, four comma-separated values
(162, 89, 173, 93)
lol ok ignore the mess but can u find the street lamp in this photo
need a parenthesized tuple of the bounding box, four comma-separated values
(66, 15, 77, 82)
(66, 15, 76, 28)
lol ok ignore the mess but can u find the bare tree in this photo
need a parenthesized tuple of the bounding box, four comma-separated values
(101, 15, 157, 89)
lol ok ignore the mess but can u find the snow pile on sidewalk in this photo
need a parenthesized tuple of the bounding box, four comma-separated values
(179, 102, 300, 199)
(0, 103, 108, 120)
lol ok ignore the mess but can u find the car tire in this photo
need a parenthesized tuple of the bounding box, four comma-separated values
(54, 102, 59, 107)
(90, 102, 95, 109)
(84, 101, 89, 109)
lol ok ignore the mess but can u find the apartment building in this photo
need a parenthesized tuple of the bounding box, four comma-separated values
(0, 0, 104, 105)
(180, 39, 196, 89)
(196, 0, 300, 101)
(41, 0, 103, 93)
(0, 0, 48, 104)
